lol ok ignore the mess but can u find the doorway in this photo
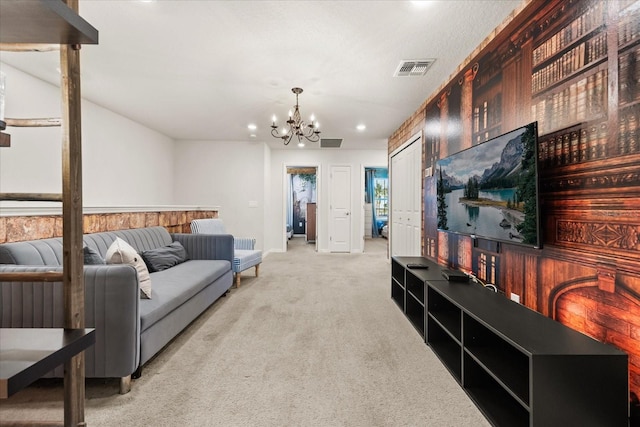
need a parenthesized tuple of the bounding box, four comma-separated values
(286, 166, 318, 251)
(329, 165, 351, 253)
(364, 167, 388, 240)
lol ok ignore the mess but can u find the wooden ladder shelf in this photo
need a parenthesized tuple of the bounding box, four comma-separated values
(0, 1, 98, 426)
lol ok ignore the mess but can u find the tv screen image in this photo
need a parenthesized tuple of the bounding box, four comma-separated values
(436, 122, 540, 248)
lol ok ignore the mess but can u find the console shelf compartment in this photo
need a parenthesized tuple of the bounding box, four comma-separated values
(391, 278, 404, 310)
(427, 287, 461, 341)
(405, 292, 425, 337)
(391, 260, 405, 310)
(405, 271, 425, 303)
(463, 314, 529, 405)
(427, 315, 462, 382)
(464, 353, 529, 427)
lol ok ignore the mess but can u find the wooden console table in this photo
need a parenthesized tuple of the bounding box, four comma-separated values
(0, 328, 95, 399)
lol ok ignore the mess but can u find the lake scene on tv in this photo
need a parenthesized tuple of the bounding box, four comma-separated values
(436, 122, 539, 247)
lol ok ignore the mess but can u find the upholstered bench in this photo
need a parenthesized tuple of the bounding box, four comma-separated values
(191, 218, 262, 287)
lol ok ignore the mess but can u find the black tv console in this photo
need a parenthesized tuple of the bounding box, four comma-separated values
(391, 256, 628, 427)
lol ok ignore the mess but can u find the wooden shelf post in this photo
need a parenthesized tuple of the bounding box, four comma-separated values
(59, 2, 86, 425)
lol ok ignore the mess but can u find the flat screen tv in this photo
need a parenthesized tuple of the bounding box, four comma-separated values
(435, 122, 541, 248)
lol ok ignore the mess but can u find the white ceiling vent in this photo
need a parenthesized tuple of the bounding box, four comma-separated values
(394, 59, 435, 77)
(320, 138, 342, 148)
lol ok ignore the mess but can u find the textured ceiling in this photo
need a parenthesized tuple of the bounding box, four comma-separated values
(0, 0, 524, 150)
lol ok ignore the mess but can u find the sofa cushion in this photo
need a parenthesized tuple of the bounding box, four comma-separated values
(0, 238, 63, 266)
(233, 249, 262, 273)
(83, 226, 173, 259)
(139, 259, 230, 332)
(83, 246, 105, 265)
(141, 241, 188, 273)
(105, 237, 152, 299)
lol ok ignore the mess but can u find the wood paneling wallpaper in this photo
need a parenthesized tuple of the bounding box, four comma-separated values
(389, 0, 640, 401)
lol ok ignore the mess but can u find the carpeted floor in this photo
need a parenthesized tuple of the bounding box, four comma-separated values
(0, 237, 489, 426)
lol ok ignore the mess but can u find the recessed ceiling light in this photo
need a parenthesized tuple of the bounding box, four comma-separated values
(356, 124, 366, 131)
(247, 124, 257, 130)
(249, 134, 256, 138)
(298, 142, 305, 148)
(410, 1, 432, 8)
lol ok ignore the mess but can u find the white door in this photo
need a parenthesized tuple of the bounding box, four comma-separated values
(390, 136, 422, 256)
(329, 165, 351, 252)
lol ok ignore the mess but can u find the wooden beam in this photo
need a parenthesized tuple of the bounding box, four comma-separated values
(0, 193, 63, 202)
(5, 118, 62, 127)
(287, 167, 317, 175)
(61, 1, 86, 425)
(0, 271, 64, 282)
(0, 43, 60, 52)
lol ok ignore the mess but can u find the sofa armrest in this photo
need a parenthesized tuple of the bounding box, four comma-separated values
(0, 264, 141, 378)
(234, 237, 256, 250)
(171, 233, 234, 265)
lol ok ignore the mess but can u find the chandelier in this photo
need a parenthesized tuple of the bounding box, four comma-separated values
(271, 87, 320, 146)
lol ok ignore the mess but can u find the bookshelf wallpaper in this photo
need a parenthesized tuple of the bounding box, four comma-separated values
(392, 0, 640, 403)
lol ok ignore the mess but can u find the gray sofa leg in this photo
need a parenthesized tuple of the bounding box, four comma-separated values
(120, 375, 132, 394)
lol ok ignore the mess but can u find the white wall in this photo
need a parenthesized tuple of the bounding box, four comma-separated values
(82, 102, 175, 206)
(172, 140, 266, 249)
(263, 143, 272, 251)
(0, 63, 175, 207)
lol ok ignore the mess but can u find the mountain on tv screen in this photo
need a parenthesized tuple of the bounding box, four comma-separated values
(435, 122, 541, 248)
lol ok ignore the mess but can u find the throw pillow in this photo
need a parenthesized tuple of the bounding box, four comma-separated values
(83, 246, 105, 265)
(141, 241, 189, 273)
(105, 237, 152, 299)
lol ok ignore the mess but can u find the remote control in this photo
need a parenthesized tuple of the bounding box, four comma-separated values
(406, 263, 429, 269)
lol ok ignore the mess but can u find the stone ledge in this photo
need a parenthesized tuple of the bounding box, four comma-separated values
(0, 207, 219, 243)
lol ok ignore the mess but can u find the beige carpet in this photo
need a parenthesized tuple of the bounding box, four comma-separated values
(0, 237, 489, 427)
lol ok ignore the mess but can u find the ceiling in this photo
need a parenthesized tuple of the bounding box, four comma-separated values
(0, 0, 524, 150)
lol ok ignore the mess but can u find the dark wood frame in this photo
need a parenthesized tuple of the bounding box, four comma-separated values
(0, 0, 98, 424)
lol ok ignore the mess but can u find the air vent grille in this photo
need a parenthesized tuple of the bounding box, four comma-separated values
(394, 59, 435, 77)
(320, 138, 342, 148)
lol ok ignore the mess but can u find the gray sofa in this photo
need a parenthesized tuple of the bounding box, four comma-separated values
(0, 226, 233, 393)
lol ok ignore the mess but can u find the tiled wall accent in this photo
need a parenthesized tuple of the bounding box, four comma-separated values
(0, 209, 218, 243)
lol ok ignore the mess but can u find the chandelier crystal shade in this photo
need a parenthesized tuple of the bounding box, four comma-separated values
(271, 87, 320, 146)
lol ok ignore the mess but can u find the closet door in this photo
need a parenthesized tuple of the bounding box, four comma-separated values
(390, 135, 422, 256)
